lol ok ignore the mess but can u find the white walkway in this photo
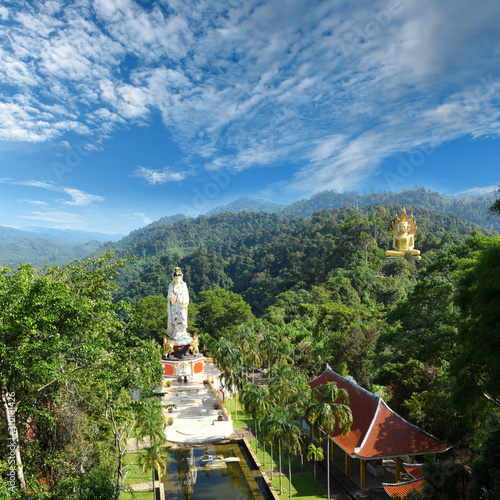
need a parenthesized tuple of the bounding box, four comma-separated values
(163, 371, 233, 445)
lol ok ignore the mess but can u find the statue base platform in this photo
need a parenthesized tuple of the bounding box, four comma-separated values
(383, 255, 421, 263)
(161, 353, 205, 379)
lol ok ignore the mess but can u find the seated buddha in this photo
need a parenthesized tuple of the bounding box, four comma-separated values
(385, 209, 421, 258)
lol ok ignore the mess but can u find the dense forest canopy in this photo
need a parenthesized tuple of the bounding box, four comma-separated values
(1, 191, 500, 498)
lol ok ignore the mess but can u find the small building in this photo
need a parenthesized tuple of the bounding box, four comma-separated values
(308, 366, 451, 490)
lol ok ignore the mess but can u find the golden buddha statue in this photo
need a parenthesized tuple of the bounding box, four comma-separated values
(385, 209, 421, 259)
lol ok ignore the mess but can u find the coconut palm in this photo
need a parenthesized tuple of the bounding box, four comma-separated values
(139, 442, 170, 500)
(306, 443, 324, 482)
(306, 381, 352, 500)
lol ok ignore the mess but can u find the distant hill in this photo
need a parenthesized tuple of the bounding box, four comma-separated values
(280, 187, 500, 232)
(206, 197, 284, 216)
(21, 226, 124, 244)
(0, 226, 122, 268)
(0, 237, 102, 268)
(205, 188, 499, 232)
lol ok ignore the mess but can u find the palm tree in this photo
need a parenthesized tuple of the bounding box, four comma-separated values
(239, 383, 271, 455)
(134, 399, 166, 447)
(306, 443, 324, 482)
(215, 338, 248, 419)
(262, 405, 305, 500)
(236, 323, 263, 383)
(139, 443, 170, 500)
(306, 381, 352, 500)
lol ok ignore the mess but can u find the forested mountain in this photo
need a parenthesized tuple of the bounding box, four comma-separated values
(206, 197, 284, 215)
(0, 237, 103, 268)
(205, 187, 499, 232)
(280, 187, 500, 232)
(113, 204, 490, 314)
(0, 225, 123, 267)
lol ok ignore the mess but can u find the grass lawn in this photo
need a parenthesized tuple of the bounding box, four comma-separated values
(120, 489, 154, 500)
(119, 450, 158, 499)
(271, 473, 326, 499)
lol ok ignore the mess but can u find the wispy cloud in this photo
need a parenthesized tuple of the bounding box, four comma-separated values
(133, 166, 188, 185)
(18, 210, 88, 227)
(130, 212, 153, 226)
(20, 199, 48, 206)
(1, 0, 500, 194)
(61, 188, 104, 206)
(0, 178, 103, 206)
(461, 184, 500, 195)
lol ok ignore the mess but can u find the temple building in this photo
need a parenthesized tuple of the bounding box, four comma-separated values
(308, 366, 450, 491)
(383, 463, 425, 498)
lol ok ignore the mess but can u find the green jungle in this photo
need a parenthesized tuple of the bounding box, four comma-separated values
(1, 187, 500, 499)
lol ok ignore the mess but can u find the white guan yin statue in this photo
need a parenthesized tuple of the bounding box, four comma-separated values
(165, 267, 192, 354)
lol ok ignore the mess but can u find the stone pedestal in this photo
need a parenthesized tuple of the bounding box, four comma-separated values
(161, 354, 205, 379)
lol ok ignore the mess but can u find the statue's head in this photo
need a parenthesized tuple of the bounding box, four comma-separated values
(173, 267, 183, 277)
(398, 220, 409, 234)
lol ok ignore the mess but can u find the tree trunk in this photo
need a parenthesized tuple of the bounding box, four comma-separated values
(288, 453, 292, 500)
(327, 439, 330, 500)
(114, 432, 124, 500)
(2, 391, 26, 490)
(255, 424, 259, 454)
(263, 439, 266, 467)
(279, 440, 282, 493)
(152, 470, 155, 499)
(271, 444, 273, 479)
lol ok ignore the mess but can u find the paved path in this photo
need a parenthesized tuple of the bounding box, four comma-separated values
(162, 374, 233, 445)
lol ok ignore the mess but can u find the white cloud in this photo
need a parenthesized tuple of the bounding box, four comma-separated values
(1, 0, 500, 194)
(18, 210, 87, 226)
(0, 178, 103, 206)
(461, 184, 500, 195)
(131, 212, 152, 225)
(20, 199, 48, 206)
(61, 188, 104, 206)
(133, 166, 188, 185)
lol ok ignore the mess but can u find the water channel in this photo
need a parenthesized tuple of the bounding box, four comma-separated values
(162, 442, 273, 500)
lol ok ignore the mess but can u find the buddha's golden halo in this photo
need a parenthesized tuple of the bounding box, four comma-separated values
(391, 208, 417, 236)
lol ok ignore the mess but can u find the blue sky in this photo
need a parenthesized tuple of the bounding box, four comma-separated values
(1, 0, 500, 234)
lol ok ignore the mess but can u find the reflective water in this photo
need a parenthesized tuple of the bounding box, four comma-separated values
(162, 442, 271, 500)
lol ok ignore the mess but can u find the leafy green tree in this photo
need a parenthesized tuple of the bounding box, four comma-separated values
(469, 425, 500, 499)
(0, 253, 127, 492)
(488, 188, 500, 216)
(75, 469, 116, 500)
(195, 289, 254, 340)
(453, 236, 500, 410)
(213, 338, 247, 418)
(132, 295, 168, 344)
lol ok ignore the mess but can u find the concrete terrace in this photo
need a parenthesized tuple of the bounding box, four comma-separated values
(162, 365, 233, 445)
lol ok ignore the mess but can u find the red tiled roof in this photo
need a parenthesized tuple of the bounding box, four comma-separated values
(383, 478, 425, 498)
(308, 368, 451, 459)
(404, 463, 424, 479)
